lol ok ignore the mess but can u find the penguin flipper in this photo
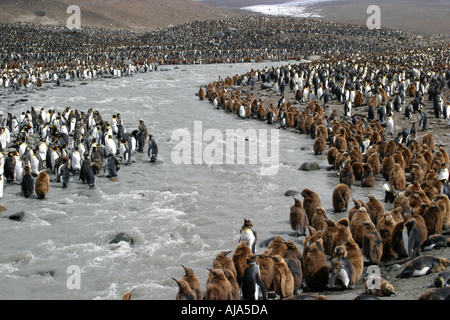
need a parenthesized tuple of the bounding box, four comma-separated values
(256, 275, 267, 300)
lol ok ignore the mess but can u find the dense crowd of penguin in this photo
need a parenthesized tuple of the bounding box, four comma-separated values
(1, 13, 449, 301)
(1, 15, 448, 90)
(0, 107, 158, 199)
(169, 43, 450, 300)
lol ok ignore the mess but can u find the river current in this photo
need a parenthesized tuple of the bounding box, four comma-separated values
(0, 62, 388, 300)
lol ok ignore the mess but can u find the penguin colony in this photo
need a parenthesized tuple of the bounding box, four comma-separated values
(177, 45, 450, 300)
(0, 106, 157, 198)
(0, 15, 449, 301)
(0, 16, 448, 88)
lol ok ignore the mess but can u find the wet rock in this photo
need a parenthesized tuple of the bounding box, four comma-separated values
(36, 270, 55, 278)
(299, 162, 320, 171)
(285, 190, 300, 197)
(213, 31, 225, 38)
(8, 211, 25, 222)
(261, 83, 273, 90)
(109, 232, 134, 245)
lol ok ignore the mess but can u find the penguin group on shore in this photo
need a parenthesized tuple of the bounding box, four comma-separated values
(186, 49, 450, 300)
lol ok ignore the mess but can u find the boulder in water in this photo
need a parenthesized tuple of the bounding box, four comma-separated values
(9, 211, 25, 222)
(109, 232, 134, 245)
(299, 162, 320, 171)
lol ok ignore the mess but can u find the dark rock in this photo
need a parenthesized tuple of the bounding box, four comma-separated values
(109, 232, 134, 245)
(9, 211, 25, 222)
(299, 162, 320, 171)
(261, 82, 273, 90)
(285, 190, 300, 197)
(36, 270, 55, 278)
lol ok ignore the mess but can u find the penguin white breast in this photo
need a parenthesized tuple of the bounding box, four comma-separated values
(412, 267, 430, 277)
(402, 227, 409, 256)
(338, 269, 350, 288)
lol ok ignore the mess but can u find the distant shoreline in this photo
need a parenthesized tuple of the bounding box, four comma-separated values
(202, 0, 450, 35)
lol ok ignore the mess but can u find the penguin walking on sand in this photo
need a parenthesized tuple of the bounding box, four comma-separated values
(444, 103, 450, 123)
(344, 99, 352, 117)
(242, 254, 267, 300)
(270, 255, 294, 299)
(419, 108, 428, 131)
(385, 114, 395, 137)
(405, 102, 413, 119)
(368, 105, 375, 121)
(290, 197, 308, 236)
(402, 218, 422, 259)
(329, 245, 356, 290)
(361, 221, 383, 265)
(239, 218, 257, 254)
(205, 268, 233, 300)
(147, 135, 158, 163)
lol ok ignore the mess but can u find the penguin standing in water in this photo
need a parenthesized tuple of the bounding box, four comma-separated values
(104, 155, 120, 179)
(86, 163, 100, 188)
(4, 152, 16, 183)
(136, 120, 148, 153)
(79, 153, 91, 184)
(147, 135, 158, 163)
(58, 156, 71, 189)
(242, 254, 267, 300)
(105, 135, 117, 157)
(21, 165, 34, 198)
(70, 147, 82, 174)
(239, 218, 257, 254)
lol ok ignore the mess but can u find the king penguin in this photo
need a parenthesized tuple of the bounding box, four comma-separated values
(242, 254, 267, 300)
(21, 165, 34, 198)
(329, 245, 356, 290)
(239, 218, 257, 253)
(147, 134, 158, 163)
(402, 218, 422, 258)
